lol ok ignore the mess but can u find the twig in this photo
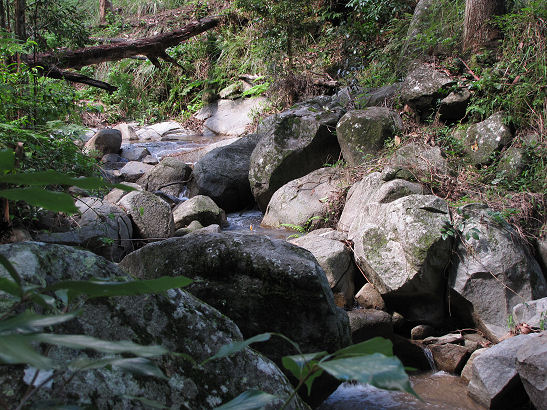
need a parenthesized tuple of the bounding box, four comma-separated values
(459, 58, 480, 81)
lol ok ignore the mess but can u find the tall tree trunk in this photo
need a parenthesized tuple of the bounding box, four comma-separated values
(14, 0, 26, 40)
(463, 0, 505, 52)
(99, 0, 113, 25)
(0, 0, 6, 30)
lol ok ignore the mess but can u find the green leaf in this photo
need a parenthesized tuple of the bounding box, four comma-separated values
(0, 311, 78, 334)
(282, 352, 327, 395)
(318, 353, 417, 396)
(122, 395, 168, 409)
(70, 357, 167, 379)
(0, 187, 79, 214)
(0, 277, 21, 297)
(0, 334, 54, 369)
(0, 253, 23, 287)
(32, 334, 168, 357)
(333, 337, 394, 359)
(215, 390, 278, 410)
(202, 333, 272, 365)
(0, 149, 15, 171)
(44, 275, 193, 299)
(0, 170, 131, 191)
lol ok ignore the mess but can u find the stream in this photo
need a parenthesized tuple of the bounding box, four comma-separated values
(128, 131, 486, 410)
(318, 371, 485, 409)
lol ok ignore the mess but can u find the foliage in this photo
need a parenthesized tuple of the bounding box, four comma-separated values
(235, 0, 316, 73)
(212, 334, 416, 409)
(25, 0, 91, 49)
(466, 0, 546, 130)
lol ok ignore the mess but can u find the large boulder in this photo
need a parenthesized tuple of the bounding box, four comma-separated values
(455, 112, 513, 166)
(84, 128, 122, 157)
(468, 333, 541, 409)
(196, 97, 269, 136)
(388, 142, 450, 178)
(119, 232, 351, 363)
(356, 84, 401, 108)
(338, 172, 451, 324)
(188, 134, 261, 211)
(0, 242, 307, 409)
(336, 107, 403, 166)
(290, 229, 357, 308)
(261, 167, 349, 230)
(249, 96, 344, 211)
(118, 191, 175, 240)
(172, 195, 227, 229)
(35, 197, 133, 262)
(516, 332, 547, 410)
(137, 156, 192, 198)
(448, 204, 547, 342)
(399, 64, 454, 120)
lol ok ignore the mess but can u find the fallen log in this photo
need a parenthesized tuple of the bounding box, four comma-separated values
(20, 16, 220, 91)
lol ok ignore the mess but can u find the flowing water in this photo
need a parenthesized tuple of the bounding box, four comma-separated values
(225, 210, 294, 240)
(318, 371, 485, 409)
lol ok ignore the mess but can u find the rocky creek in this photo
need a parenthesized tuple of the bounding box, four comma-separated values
(2, 70, 546, 409)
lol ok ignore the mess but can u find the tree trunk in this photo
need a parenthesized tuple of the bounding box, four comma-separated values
(14, 0, 26, 40)
(463, 0, 505, 52)
(19, 16, 220, 91)
(0, 0, 6, 30)
(99, 0, 113, 25)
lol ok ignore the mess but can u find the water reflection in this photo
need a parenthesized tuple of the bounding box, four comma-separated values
(318, 371, 485, 409)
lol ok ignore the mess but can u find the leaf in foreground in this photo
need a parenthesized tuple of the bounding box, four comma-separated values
(214, 389, 278, 410)
(45, 275, 193, 299)
(32, 334, 168, 357)
(0, 187, 79, 214)
(0, 335, 54, 369)
(0, 311, 78, 334)
(71, 357, 167, 379)
(202, 333, 271, 365)
(333, 337, 394, 359)
(318, 353, 417, 397)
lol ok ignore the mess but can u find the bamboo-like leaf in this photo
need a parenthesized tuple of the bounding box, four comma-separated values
(318, 353, 417, 396)
(0, 149, 15, 171)
(0, 170, 135, 191)
(0, 187, 79, 214)
(122, 395, 168, 409)
(214, 390, 278, 410)
(0, 254, 23, 287)
(70, 357, 167, 379)
(202, 333, 272, 365)
(333, 337, 393, 359)
(0, 311, 78, 334)
(32, 334, 168, 357)
(44, 275, 193, 299)
(0, 277, 21, 297)
(0, 334, 54, 369)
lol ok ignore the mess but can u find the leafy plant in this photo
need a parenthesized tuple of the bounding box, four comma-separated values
(211, 334, 417, 409)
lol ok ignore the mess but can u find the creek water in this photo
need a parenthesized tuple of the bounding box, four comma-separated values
(318, 371, 485, 409)
(130, 133, 485, 410)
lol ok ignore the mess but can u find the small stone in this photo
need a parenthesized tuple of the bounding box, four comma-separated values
(392, 312, 405, 330)
(355, 283, 385, 310)
(411, 324, 435, 340)
(348, 309, 393, 343)
(429, 343, 469, 374)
